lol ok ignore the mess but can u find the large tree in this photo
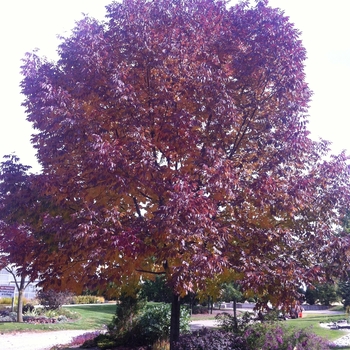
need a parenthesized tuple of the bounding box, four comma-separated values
(20, 0, 350, 345)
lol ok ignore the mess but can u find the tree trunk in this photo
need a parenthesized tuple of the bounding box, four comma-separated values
(169, 293, 181, 350)
(17, 287, 24, 322)
(190, 294, 194, 316)
(5, 269, 28, 323)
(17, 275, 27, 322)
(11, 297, 15, 312)
(233, 299, 238, 332)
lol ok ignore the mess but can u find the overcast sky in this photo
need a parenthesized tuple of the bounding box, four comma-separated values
(1, 0, 349, 173)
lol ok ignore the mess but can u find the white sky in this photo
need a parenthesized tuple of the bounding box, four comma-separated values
(0, 1, 349, 173)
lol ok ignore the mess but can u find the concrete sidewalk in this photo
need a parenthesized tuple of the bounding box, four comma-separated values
(0, 330, 98, 350)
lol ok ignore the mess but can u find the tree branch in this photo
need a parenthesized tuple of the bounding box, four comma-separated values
(135, 269, 165, 275)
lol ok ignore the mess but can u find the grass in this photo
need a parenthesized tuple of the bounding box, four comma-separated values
(0, 304, 116, 333)
(329, 305, 346, 312)
(287, 313, 346, 340)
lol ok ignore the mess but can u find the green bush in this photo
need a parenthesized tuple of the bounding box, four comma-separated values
(137, 303, 191, 344)
(105, 299, 191, 348)
(107, 294, 146, 346)
(216, 311, 253, 334)
(192, 305, 208, 314)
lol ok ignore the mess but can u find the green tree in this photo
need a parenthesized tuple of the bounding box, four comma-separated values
(305, 283, 339, 306)
(338, 280, 350, 309)
(220, 282, 244, 332)
(304, 286, 317, 305)
(140, 276, 172, 303)
(220, 283, 243, 304)
(20, 0, 350, 346)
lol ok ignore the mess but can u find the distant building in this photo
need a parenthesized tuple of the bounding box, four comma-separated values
(0, 268, 39, 300)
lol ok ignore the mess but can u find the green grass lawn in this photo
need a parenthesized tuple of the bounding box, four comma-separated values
(287, 313, 347, 340)
(0, 304, 116, 333)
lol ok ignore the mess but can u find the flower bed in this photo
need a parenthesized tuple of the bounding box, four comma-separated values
(0, 307, 74, 323)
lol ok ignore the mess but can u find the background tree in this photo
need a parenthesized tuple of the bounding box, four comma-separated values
(332, 209, 350, 310)
(338, 278, 350, 310)
(305, 283, 339, 306)
(220, 283, 243, 304)
(0, 155, 41, 322)
(0, 237, 37, 322)
(140, 276, 172, 303)
(220, 282, 244, 331)
(304, 287, 317, 305)
(20, 0, 350, 345)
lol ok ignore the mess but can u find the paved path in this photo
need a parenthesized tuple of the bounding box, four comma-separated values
(0, 330, 95, 350)
(190, 319, 218, 330)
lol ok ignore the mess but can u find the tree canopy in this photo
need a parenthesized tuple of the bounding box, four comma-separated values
(20, 0, 350, 344)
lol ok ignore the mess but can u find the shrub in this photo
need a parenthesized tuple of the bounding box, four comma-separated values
(70, 295, 105, 304)
(108, 294, 145, 336)
(175, 328, 247, 350)
(192, 305, 208, 314)
(0, 297, 13, 304)
(214, 310, 332, 350)
(37, 290, 73, 310)
(106, 299, 190, 348)
(0, 296, 30, 305)
(137, 303, 191, 345)
(244, 322, 332, 350)
(216, 311, 253, 334)
(103, 294, 146, 348)
(55, 307, 80, 320)
(23, 303, 35, 313)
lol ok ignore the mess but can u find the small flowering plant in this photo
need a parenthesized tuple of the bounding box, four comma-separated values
(69, 331, 102, 347)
